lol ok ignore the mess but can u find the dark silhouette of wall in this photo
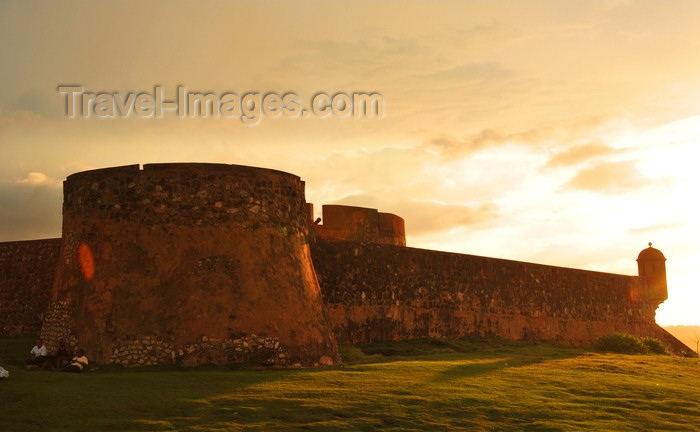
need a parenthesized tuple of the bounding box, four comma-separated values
(0, 239, 61, 336)
(0, 164, 691, 363)
(312, 204, 406, 246)
(637, 242, 668, 302)
(311, 240, 688, 354)
(41, 163, 339, 367)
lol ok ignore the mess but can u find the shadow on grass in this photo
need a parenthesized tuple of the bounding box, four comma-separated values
(1, 336, 588, 431)
(431, 343, 584, 382)
(0, 353, 302, 432)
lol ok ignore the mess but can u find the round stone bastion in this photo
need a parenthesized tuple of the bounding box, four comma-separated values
(41, 163, 340, 367)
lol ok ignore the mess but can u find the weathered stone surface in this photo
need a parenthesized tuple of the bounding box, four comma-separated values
(312, 204, 405, 246)
(0, 239, 61, 336)
(42, 163, 340, 366)
(311, 240, 689, 354)
(0, 163, 691, 363)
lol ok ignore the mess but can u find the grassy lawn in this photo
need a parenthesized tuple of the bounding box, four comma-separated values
(1, 337, 698, 431)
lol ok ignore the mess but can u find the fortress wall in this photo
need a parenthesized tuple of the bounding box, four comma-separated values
(2, 163, 688, 362)
(378, 213, 406, 246)
(0, 239, 61, 336)
(41, 163, 339, 367)
(311, 240, 682, 351)
(314, 205, 406, 246)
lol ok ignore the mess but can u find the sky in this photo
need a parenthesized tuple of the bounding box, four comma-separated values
(1, 1, 698, 326)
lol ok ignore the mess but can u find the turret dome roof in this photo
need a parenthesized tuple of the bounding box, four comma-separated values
(637, 242, 666, 261)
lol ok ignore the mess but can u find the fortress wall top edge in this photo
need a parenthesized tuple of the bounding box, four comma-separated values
(0, 238, 62, 247)
(65, 164, 141, 182)
(60, 162, 309, 233)
(64, 163, 301, 184)
(378, 212, 405, 223)
(322, 204, 378, 213)
(321, 205, 405, 222)
(142, 163, 302, 182)
(392, 243, 638, 279)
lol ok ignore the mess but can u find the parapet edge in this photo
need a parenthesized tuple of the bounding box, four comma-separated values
(64, 163, 302, 184)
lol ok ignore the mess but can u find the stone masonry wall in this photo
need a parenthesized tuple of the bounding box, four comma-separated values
(314, 205, 406, 246)
(42, 163, 339, 367)
(311, 240, 687, 353)
(1, 162, 690, 363)
(0, 239, 61, 336)
(0, 232, 689, 361)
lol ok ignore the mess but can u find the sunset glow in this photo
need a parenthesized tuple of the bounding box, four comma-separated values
(1, 1, 698, 325)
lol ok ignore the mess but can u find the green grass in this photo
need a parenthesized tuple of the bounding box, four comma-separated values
(1, 336, 698, 431)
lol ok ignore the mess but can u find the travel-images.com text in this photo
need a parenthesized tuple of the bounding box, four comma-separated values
(58, 85, 384, 125)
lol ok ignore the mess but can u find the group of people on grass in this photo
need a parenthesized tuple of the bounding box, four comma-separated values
(27, 338, 88, 373)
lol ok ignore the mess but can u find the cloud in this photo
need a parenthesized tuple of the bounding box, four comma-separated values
(627, 221, 685, 235)
(399, 200, 499, 236)
(425, 127, 543, 159)
(426, 114, 630, 163)
(17, 172, 56, 185)
(300, 144, 518, 209)
(429, 129, 505, 156)
(419, 62, 513, 83)
(278, 35, 442, 87)
(7, 89, 58, 117)
(0, 109, 45, 127)
(563, 161, 649, 193)
(301, 146, 433, 201)
(333, 194, 499, 236)
(0, 178, 62, 241)
(545, 142, 614, 168)
(522, 241, 639, 275)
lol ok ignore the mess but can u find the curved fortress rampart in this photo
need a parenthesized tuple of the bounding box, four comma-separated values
(41, 163, 339, 367)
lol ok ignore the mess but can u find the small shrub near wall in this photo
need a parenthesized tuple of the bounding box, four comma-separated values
(593, 332, 668, 355)
(641, 337, 668, 355)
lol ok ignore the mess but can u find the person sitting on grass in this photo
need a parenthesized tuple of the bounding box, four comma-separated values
(60, 349, 88, 373)
(44, 338, 72, 370)
(26, 338, 48, 368)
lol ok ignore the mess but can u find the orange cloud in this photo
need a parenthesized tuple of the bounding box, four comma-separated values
(420, 62, 513, 83)
(335, 194, 499, 236)
(627, 221, 685, 234)
(0, 178, 62, 241)
(564, 161, 646, 193)
(545, 142, 614, 168)
(400, 201, 499, 235)
(426, 127, 542, 159)
(17, 172, 54, 185)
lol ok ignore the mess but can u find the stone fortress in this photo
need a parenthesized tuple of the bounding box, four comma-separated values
(0, 163, 690, 367)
